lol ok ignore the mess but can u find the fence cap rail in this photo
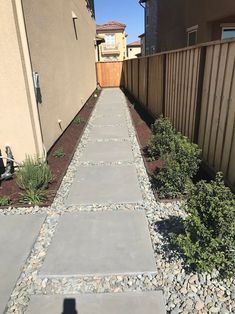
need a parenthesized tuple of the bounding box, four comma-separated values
(124, 37, 235, 62)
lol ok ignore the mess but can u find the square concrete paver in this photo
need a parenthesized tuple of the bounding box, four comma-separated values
(26, 291, 166, 313)
(40, 211, 156, 276)
(65, 165, 142, 205)
(80, 141, 134, 163)
(89, 125, 129, 140)
(0, 214, 45, 313)
(92, 113, 126, 126)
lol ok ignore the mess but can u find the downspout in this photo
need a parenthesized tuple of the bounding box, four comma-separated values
(12, 0, 46, 160)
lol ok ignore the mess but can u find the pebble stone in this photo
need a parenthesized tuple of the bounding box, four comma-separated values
(0, 89, 234, 314)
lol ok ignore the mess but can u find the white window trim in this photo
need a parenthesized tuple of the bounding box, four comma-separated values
(187, 25, 198, 32)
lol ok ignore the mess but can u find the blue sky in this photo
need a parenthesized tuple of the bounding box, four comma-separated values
(94, 0, 144, 44)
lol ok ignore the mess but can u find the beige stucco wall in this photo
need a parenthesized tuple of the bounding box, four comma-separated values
(0, 0, 43, 163)
(22, 0, 97, 151)
(127, 46, 141, 59)
(97, 30, 127, 62)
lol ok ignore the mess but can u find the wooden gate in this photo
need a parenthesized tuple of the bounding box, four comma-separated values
(96, 61, 123, 87)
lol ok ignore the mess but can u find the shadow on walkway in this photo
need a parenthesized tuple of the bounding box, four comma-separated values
(62, 298, 78, 314)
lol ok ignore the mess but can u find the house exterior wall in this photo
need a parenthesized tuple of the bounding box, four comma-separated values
(97, 30, 127, 62)
(0, 0, 43, 163)
(145, 0, 158, 54)
(22, 0, 97, 152)
(143, 0, 235, 53)
(127, 46, 141, 59)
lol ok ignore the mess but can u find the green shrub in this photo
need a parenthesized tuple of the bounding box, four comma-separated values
(16, 156, 53, 192)
(20, 189, 47, 205)
(148, 116, 175, 159)
(73, 116, 85, 125)
(173, 134, 201, 178)
(153, 155, 193, 199)
(176, 173, 235, 278)
(153, 133, 201, 199)
(53, 147, 65, 158)
(0, 196, 11, 206)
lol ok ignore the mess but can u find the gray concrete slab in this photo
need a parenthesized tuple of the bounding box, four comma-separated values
(95, 104, 126, 115)
(80, 141, 134, 162)
(89, 125, 129, 140)
(40, 211, 155, 276)
(65, 165, 142, 205)
(26, 291, 166, 313)
(92, 113, 126, 126)
(0, 214, 45, 313)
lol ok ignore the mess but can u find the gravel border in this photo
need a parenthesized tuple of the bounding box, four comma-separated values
(5, 88, 235, 314)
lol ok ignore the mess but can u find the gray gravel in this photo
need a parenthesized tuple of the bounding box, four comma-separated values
(2, 89, 235, 314)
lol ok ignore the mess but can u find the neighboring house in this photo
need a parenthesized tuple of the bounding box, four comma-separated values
(139, 0, 158, 55)
(139, 0, 235, 53)
(0, 0, 97, 162)
(127, 40, 141, 59)
(139, 33, 146, 56)
(96, 21, 127, 62)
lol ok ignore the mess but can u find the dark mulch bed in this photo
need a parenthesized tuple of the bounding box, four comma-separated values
(123, 88, 212, 201)
(123, 89, 162, 177)
(0, 89, 101, 207)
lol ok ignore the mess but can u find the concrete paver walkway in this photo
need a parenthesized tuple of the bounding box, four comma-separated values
(0, 215, 45, 313)
(0, 88, 166, 313)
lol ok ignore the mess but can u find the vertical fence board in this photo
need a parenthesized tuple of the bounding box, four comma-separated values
(198, 46, 214, 148)
(221, 64, 235, 174)
(208, 43, 229, 166)
(148, 55, 164, 116)
(132, 59, 139, 99)
(114, 39, 235, 190)
(202, 45, 221, 161)
(139, 58, 148, 107)
(214, 43, 235, 171)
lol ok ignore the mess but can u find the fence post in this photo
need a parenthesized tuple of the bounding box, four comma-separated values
(162, 53, 167, 116)
(131, 59, 134, 95)
(137, 58, 140, 99)
(194, 46, 207, 143)
(146, 57, 150, 108)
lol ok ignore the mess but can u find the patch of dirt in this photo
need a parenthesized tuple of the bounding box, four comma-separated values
(123, 89, 163, 183)
(0, 89, 101, 207)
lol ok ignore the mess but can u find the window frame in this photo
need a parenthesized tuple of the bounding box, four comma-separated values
(187, 25, 198, 47)
(105, 34, 116, 48)
(221, 25, 235, 40)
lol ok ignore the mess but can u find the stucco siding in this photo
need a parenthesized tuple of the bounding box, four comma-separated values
(22, 0, 97, 151)
(0, 1, 43, 162)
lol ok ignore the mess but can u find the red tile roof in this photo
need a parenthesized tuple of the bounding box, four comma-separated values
(96, 21, 126, 31)
(127, 40, 141, 47)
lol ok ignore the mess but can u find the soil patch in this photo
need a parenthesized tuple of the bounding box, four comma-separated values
(0, 89, 101, 207)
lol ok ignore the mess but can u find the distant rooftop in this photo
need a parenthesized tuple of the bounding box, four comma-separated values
(96, 21, 126, 31)
(127, 40, 141, 47)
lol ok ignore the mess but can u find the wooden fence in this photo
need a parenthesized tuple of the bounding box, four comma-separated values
(96, 61, 123, 87)
(122, 39, 235, 190)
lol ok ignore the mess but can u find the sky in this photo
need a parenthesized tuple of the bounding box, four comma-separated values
(94, 0, 144, 44)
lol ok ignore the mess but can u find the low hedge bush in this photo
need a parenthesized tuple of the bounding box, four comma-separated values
(176, 173, 235, 278)
(148, 116, 175, 159)
(149, 116, 201, 198)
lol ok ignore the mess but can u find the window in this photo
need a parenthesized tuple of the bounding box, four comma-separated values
(187, 25, 198, 46)
(105, 34, 115, 48)
(221, 27, 235, 40)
